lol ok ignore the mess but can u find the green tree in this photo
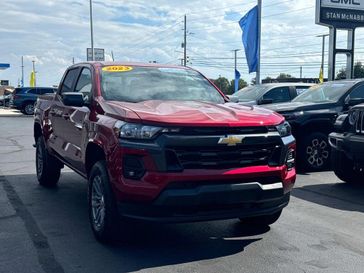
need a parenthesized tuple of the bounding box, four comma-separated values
(213, 77, 230, 94)
(277, 73, 293, 79)
(336, 62, 364, 80)
(228, 79, 248, 94)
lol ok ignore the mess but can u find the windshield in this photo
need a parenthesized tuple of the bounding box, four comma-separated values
(292, 82, 353, 103)
(234, 85, 270, 101)
(101, 66, 225, 104)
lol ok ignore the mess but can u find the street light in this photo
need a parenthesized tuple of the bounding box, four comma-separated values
(89, 0, 94, 61)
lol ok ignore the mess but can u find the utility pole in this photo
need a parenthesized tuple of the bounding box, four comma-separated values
(89, 0, 94, 61)
(233, 49, 241, 93)
(317, 34, 329, 79)
(256, 0, 262, 84)
(300, 66, 303, 79)
(21, 56, 24, 87)
(183, 14, 187, 66)
(111, 51, 115, 61)
(32, 60, 36, 87)
(72, 57, 75, 64)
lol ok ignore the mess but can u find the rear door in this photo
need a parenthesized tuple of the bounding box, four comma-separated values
(261, 87, 291, 104)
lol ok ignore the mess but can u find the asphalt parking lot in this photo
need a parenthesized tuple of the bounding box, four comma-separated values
(1, 116, 364, 273)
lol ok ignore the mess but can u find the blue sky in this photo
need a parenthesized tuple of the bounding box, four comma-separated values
(1, 0, 364, 87)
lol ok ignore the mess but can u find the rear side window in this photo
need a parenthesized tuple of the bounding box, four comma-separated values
(60, 68, 79, 94)
(349, 84, 364, 99)
(262, 87, 291, 103)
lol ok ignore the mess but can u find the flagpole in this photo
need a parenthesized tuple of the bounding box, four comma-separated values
(256, 0, 262, 84)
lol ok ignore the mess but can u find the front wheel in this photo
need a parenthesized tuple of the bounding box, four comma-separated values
(239, 210, 282, 226)
(300, 133, 330, 171)
(88, 161, 122, 243)
(23, 102, 35, 115)
(332, 149, 363, 184)
(36, 136, 62, 187)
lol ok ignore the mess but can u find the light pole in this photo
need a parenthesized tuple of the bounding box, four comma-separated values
(89, 0, 94, 61)
(233, 49, 241, 93)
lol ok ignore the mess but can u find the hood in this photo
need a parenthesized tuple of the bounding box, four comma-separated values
(264, 101, 337, 113)
(103, 100, 283, 127)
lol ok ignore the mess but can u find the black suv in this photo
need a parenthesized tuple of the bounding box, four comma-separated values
(10, 87, 57, 115)
(265, 80, 364, 171)
(329, 105, 364, 183)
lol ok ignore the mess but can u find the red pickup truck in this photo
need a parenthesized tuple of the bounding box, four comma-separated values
(34, 62, 296, 243)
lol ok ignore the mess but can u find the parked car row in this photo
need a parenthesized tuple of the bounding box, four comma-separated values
(30, 62, 364, 243)
(10, 87, 57, 115)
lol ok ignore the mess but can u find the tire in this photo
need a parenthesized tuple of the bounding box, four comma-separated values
(23, 102, 35, 115)
(88, 161, 121, 243)
(332, 149, 363, 184)
(300, 132, 330, 171)
(240, 210, 282, 226)
(36, 136, 61, 187)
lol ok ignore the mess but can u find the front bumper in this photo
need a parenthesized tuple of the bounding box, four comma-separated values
(108, 129, 296, 223)
(329, 132, 364, 163)
(118, 181, 290, 223)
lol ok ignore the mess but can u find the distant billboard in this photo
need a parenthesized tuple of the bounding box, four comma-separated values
(0, 80, 9, 86)
(316, 0, 364, 28)
(87, 48, 105, 61)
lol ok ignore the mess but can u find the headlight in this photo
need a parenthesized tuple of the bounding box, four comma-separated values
(276, 121, 292, 137)
(349, 110, 360, 126)
(114, 121, 179, 139)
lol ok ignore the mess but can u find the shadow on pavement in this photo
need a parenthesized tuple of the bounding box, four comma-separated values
(2, 172, 270, 272)
(292, 181, 364, 213)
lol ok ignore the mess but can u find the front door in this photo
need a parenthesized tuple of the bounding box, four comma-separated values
(49, 67, 92, 172)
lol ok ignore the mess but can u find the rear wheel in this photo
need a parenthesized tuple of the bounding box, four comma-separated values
(36, 136, 62, 187)
(300, 133, 330, 171)
(88, 161, 122, 243)
(332, 149, 363, 184)
(239, 210, 282, 226)
(23, 102, 35, 115)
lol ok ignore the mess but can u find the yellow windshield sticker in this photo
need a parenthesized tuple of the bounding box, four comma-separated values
(102, 66, 133, 72)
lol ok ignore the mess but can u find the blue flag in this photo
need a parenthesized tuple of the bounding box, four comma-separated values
(234, 69, 241, 93)
(239, 6, 259, 73)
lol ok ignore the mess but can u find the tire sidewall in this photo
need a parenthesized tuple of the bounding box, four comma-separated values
(24, 103, 34, 115)
(88, 161, 119, 242)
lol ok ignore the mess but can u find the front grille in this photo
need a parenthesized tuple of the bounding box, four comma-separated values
(355, 111, 364, 134)
(169, 143, 281, 170)
(179, 126, 269, 135)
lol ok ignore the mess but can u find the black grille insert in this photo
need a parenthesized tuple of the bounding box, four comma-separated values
(168, 143, 280, 170)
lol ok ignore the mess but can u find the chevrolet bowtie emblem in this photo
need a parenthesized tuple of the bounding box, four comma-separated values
(218, 135, 245, 146)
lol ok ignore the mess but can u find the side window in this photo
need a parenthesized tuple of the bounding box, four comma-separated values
(349, 85, 364, 99)
(60, 68, 79, 94)
(27, 89, 38, 94)
(75, 68, 92, 102)
(296, 86, 310, 95)
(40, 88, 53, 95)
(263, 87, 291, 103)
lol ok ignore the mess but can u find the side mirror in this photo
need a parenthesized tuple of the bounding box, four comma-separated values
(228, 95, 239, 103)
(258, 98, 273, 105)
(347, 98, 364, 107)
(62, 92, 84, 107)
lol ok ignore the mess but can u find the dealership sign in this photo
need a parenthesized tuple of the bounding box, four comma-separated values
(87, 48, 105, 61)
(316, 0, 364, 28)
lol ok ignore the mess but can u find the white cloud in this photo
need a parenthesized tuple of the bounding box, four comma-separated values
(0, 0, 363, 87)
